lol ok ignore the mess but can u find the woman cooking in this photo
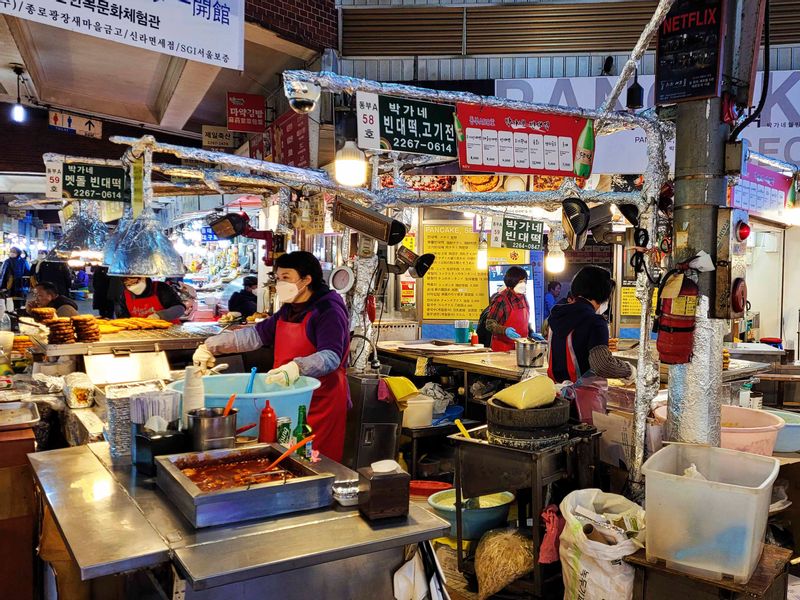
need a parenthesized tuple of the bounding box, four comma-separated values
(193, 251, 350, 462)
(486, 266, 530, 352)
(116, 276, 186, 323)
(546, 266, 634, 420)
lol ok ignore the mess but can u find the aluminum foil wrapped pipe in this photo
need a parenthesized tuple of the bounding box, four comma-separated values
(599, 0, 676, 113)
(378, 189, 646, 209)
(42, 153, 123, 167)
(666, 295, 724, 446)
(349, 255, 379, 371)
(746, 149, 800, 175)
(276, 187, 292, 233)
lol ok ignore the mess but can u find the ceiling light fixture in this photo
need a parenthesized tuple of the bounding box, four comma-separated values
(10, 65, 26, 123)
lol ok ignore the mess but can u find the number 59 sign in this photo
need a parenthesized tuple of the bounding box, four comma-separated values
(45, 161, 63, 199)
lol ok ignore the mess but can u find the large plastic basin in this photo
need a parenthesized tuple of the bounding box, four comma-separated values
(653, 404, 784, 456)
(764, 409, 800, 452)
(427, 489, 514, 540)
(168, 374, 320, 438)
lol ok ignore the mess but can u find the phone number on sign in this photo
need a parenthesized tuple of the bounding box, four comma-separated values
(390, 137, 454, 154)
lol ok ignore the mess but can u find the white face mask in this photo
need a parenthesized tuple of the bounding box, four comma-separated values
(276, 280, 304, 303)
(126, 280, 147, 296)
(513, 282, 527, 294)
(596, 300, 609, 315)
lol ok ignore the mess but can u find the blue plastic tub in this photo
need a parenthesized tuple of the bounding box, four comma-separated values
(168, 374, 321, 438)
(427, 489, 514, 539)
(764, 409, 800, 452)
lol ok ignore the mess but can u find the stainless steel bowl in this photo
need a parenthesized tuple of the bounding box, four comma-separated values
(515, 338, 547, 368)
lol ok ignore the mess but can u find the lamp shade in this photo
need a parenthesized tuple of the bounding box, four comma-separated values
(108, 207, 185, 278)
(48, 201, 108, 262)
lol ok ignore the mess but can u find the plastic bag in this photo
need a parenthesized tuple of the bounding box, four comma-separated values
(419, 382, 453, 415)
(559, 489, 645, 600)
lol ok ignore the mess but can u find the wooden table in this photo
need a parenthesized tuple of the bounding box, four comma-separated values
(625, 545, 791, 600)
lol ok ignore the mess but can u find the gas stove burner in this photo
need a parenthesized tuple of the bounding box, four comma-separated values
(487, 422, 570, 451)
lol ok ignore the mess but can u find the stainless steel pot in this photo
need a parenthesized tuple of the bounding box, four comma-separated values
(187, 407, 237, 451)
(515, 338, 547, 368)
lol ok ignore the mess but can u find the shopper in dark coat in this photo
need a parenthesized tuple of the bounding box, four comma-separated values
(0, 247, 30, 297)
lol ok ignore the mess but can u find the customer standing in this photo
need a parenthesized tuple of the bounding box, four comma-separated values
(30, 251, 73, 296)
(486, 266, 530, 352)
(543, 281, 562, 320)
(0, 247, 30, 299)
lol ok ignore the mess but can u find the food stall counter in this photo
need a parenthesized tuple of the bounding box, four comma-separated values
(29, 442, 449, 597)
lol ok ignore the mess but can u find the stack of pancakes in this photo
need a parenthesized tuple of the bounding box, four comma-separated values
(72, 315, 100, 342)
(44, 317, 76, 344)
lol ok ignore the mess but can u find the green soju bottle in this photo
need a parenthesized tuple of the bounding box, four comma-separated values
(291, 405, 313, 459)
(573, 120, 595, 178)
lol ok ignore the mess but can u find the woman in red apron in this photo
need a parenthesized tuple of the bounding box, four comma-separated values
(546, 266, 635, 424)
(486, 266, 530, 351)
(120, 277, 185, 323)
(194, 252, 350, 462)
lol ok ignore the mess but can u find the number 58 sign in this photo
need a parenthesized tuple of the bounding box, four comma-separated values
(45, 161, 63, 199)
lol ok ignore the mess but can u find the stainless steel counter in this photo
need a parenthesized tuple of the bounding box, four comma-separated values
(29, 442, 449, 594)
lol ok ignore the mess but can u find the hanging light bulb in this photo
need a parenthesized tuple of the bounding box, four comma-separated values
(545, 247, 566, 273)
(476, 237, 488, 271)
(10, 66, 26, 124)
(334, 141, 368, 187)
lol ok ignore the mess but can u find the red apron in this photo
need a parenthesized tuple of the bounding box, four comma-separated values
(490, 299, 530, 352)
(273, 313, 348, 462)
(123, 282, 180, 324)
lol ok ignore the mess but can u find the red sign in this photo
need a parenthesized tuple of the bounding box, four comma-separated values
(730, 163, 793, 214)
(455, 103, 594, 177)
(248, 133, 266, 161)
(227, 92, 266, 133)
(270, 110, 310, 168)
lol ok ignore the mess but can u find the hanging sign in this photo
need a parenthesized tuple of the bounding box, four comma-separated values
(655, 0, 725, 105)
(48, 111, 102, 139)
(271, 109, 310, 168)
(356, 92, 457, 158)
(227, 93, 265, 133)
(60, 163, 127, 202)
(455, 103, 595, 177)
(490, 217, 545, 251)
(202, 125, 236, 149)
(45, 161, 63, 200)
(200, 226, 218, 242)
(729, 163, 793, 214)
(0, 0, 243, 69)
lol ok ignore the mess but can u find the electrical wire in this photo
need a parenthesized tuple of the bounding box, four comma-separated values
(730, 0, 770, 142)
(629, 227, 661, 284)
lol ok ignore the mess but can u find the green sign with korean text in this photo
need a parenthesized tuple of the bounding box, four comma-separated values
(62, 164, 128, 202)
(491, 217, 545, 251)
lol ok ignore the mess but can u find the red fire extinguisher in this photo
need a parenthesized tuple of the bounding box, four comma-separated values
(654, 269, 699, 365)
(258, 400, 277, 443)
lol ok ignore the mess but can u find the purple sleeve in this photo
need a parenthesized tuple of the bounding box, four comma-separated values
(254, 313, 278, 346)
(306, 297, 350, 363)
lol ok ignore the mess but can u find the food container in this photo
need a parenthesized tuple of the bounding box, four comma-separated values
(427, 489, 514, 539)
(168, 374, 320, 440)
(410, 480, 452, 500)
(653, 404, 784, 456)
(186, 407, 238, 451)
(515, 338, 547, 368)
(0, 401, 40, 431)
(402, 395, 435, 428)
(764, 409, 800, 452)
(642, 443, 779, 583)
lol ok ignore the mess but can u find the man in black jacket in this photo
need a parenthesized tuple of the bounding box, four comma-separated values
(26, 282, 79, 317)
(228, 276, 258, 318)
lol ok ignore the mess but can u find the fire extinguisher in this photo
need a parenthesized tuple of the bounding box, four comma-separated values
(653, 269, 700, 365)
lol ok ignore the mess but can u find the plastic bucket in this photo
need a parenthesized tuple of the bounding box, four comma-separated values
(168, 374, 321, 439)
(427, 489, 514, 539)
(653, 404, 784, 456)
(764, 409, 800, 452)
(402, 395, 435, 428)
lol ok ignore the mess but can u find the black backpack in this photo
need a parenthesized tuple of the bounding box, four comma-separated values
(475, 294, 497, 348)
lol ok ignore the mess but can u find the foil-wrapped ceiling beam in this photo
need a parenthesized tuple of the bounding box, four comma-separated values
(746, 150, 800, 176)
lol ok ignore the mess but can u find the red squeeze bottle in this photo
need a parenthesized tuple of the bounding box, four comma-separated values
(258, 400, 277, 443)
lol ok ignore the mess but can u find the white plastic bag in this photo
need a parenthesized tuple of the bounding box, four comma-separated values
(559, 489, 645, 600)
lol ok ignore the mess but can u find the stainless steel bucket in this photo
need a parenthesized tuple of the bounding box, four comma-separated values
(187, 408, 237, 451)
(515, 338, 547, 368)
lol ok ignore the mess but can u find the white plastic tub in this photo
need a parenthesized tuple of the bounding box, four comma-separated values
(402, 395, 435, 428)
(653, 404, 784, 456)
(642, 443, 780, 583)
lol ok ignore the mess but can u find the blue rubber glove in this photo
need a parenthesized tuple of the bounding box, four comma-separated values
(529, 332, 546, 342)
(505, 327, 522, 340)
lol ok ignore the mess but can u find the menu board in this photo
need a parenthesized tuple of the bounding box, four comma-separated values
(422, 224, 488, 320)
(730, 163, 793, 215)
(357, 92, 457, 158)
(620, 282, 658, 317)
(455, 103, 595, 177)
(655, 0, 724, 104)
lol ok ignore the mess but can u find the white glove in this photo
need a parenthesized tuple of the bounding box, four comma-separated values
(624, 364, 637, 384)
(192, 344, 216, 370)
(266, 361, 300, 387)
(205, 329, 262, 355)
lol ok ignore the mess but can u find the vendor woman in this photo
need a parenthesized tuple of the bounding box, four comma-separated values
(193, 251, 350, 461)
(116, 276, 185, 323)
(547, 266, 634, 389)
(486, 266, 530, 351)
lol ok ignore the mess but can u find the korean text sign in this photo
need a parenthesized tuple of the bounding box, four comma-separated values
(227, 93, 265, 133)
(0, 0, 244, 69)
(455, 103, 595, 177)
(730, 163, 793, 215)
(491, 217, 545, 251)
(62, 163, 127, 202)
(270, 109, 310, 168)
(356, 91, 457, 158)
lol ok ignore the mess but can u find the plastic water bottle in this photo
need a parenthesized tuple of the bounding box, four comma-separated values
(0, 302, 11, 332)
(182, 366, 205, 430)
